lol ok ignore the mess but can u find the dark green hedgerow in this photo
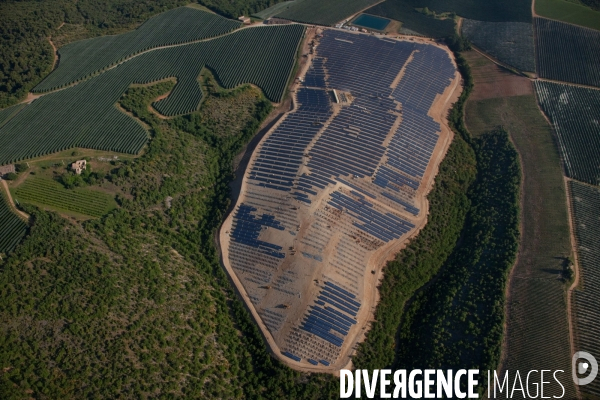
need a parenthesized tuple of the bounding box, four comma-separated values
(395, 129, 521, 395)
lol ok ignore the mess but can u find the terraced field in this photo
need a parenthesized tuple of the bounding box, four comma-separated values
(14, 177, 116, 218)
(534, 81, 600, 186)
(0, 194, 28, 255)
(461, 20, 534, 72)
(570, 181, 600, 398)
(0, 24, 304, 165)
(33, 7, 241, 93)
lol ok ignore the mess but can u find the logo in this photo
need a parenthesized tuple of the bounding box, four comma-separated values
(572, 351, 598, 386)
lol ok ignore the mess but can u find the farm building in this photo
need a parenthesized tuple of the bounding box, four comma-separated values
(0, 164, 15, 177)
(71, 160, 87, 175)
(238, 16, 251, 24)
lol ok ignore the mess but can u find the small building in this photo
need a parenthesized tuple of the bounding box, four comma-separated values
(238, 15, 251, 24)
(71, 159, 87, 175)
(0, 164, 15, 177)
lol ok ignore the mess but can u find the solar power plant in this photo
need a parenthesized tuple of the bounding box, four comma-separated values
(221, 30, 459, 370)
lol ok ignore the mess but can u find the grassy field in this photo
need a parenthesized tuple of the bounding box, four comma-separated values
(14, 177, 117, 218)
(536, 0, 600, 30)
(465, 50, 575, 398)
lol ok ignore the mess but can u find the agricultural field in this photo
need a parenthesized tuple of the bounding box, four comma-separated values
(253, 1, 302, 19)
(0, 104, 25, 128)
(33, 7, 241, 93)
(535, 0, 600, 30)
(0, 61, 344, 399)
(535, 18, 600, 87)
(534, 81, 600, 186)
(462, 51, 533, 102)
(464, 50, 575, 398)
(274, 0, 380, 25)
(461, 20, 534, 72)
(366, 0, 531, 28)
(570, 181, 600, 398)
(0, 24, 305, 165)
(364, 1, 455, 37)
(14, 177, 117, 218)
(0, 194, 28, 255)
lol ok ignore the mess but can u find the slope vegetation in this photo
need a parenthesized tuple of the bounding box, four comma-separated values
(464, 50, 575, 398)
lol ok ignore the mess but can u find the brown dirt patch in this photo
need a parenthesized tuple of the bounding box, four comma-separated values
(462, 50, 533, 100)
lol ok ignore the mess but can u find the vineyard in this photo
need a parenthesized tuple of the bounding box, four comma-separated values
(274, 0, 380, 25)
(14, 177, 116, 217)
(0, 24, 305, 165)
(461, 20, 534, 72)
(534, 81, 600, 186)
(0, 194, 27, 255)
(33, 7, 241, 93)
(570, 181, 600, 398)
(535, 18, 600, 87)
(0, 103, 25, 128)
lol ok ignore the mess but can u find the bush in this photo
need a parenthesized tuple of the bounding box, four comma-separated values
(15, 163, 28, 173)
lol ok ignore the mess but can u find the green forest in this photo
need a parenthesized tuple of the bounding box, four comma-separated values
(0, 77, 340, 398)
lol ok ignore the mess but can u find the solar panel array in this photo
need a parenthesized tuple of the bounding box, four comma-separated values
(226, 30, 456, 367)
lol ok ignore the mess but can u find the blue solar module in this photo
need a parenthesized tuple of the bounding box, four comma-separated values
(300, 281, 363, 348)
(230, 204, 286, 258)
(228, 29, 457, 367)
(282, 351, 301, 362)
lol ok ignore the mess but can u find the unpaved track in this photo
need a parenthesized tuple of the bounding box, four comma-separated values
(1, 180, 30, 221)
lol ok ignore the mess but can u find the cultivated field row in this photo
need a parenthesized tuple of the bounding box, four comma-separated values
(570, 181, 600, 398)
(0, 194, 28, 255)
(534, 81, 600, 186)
(0, 24, 305, 166)
(34, 7, 241, 93)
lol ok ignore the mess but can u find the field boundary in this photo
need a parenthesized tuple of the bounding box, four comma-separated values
(1, 180, 30, 221)
(564, 176, 582, 400)
(19, 23, 283, 106)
